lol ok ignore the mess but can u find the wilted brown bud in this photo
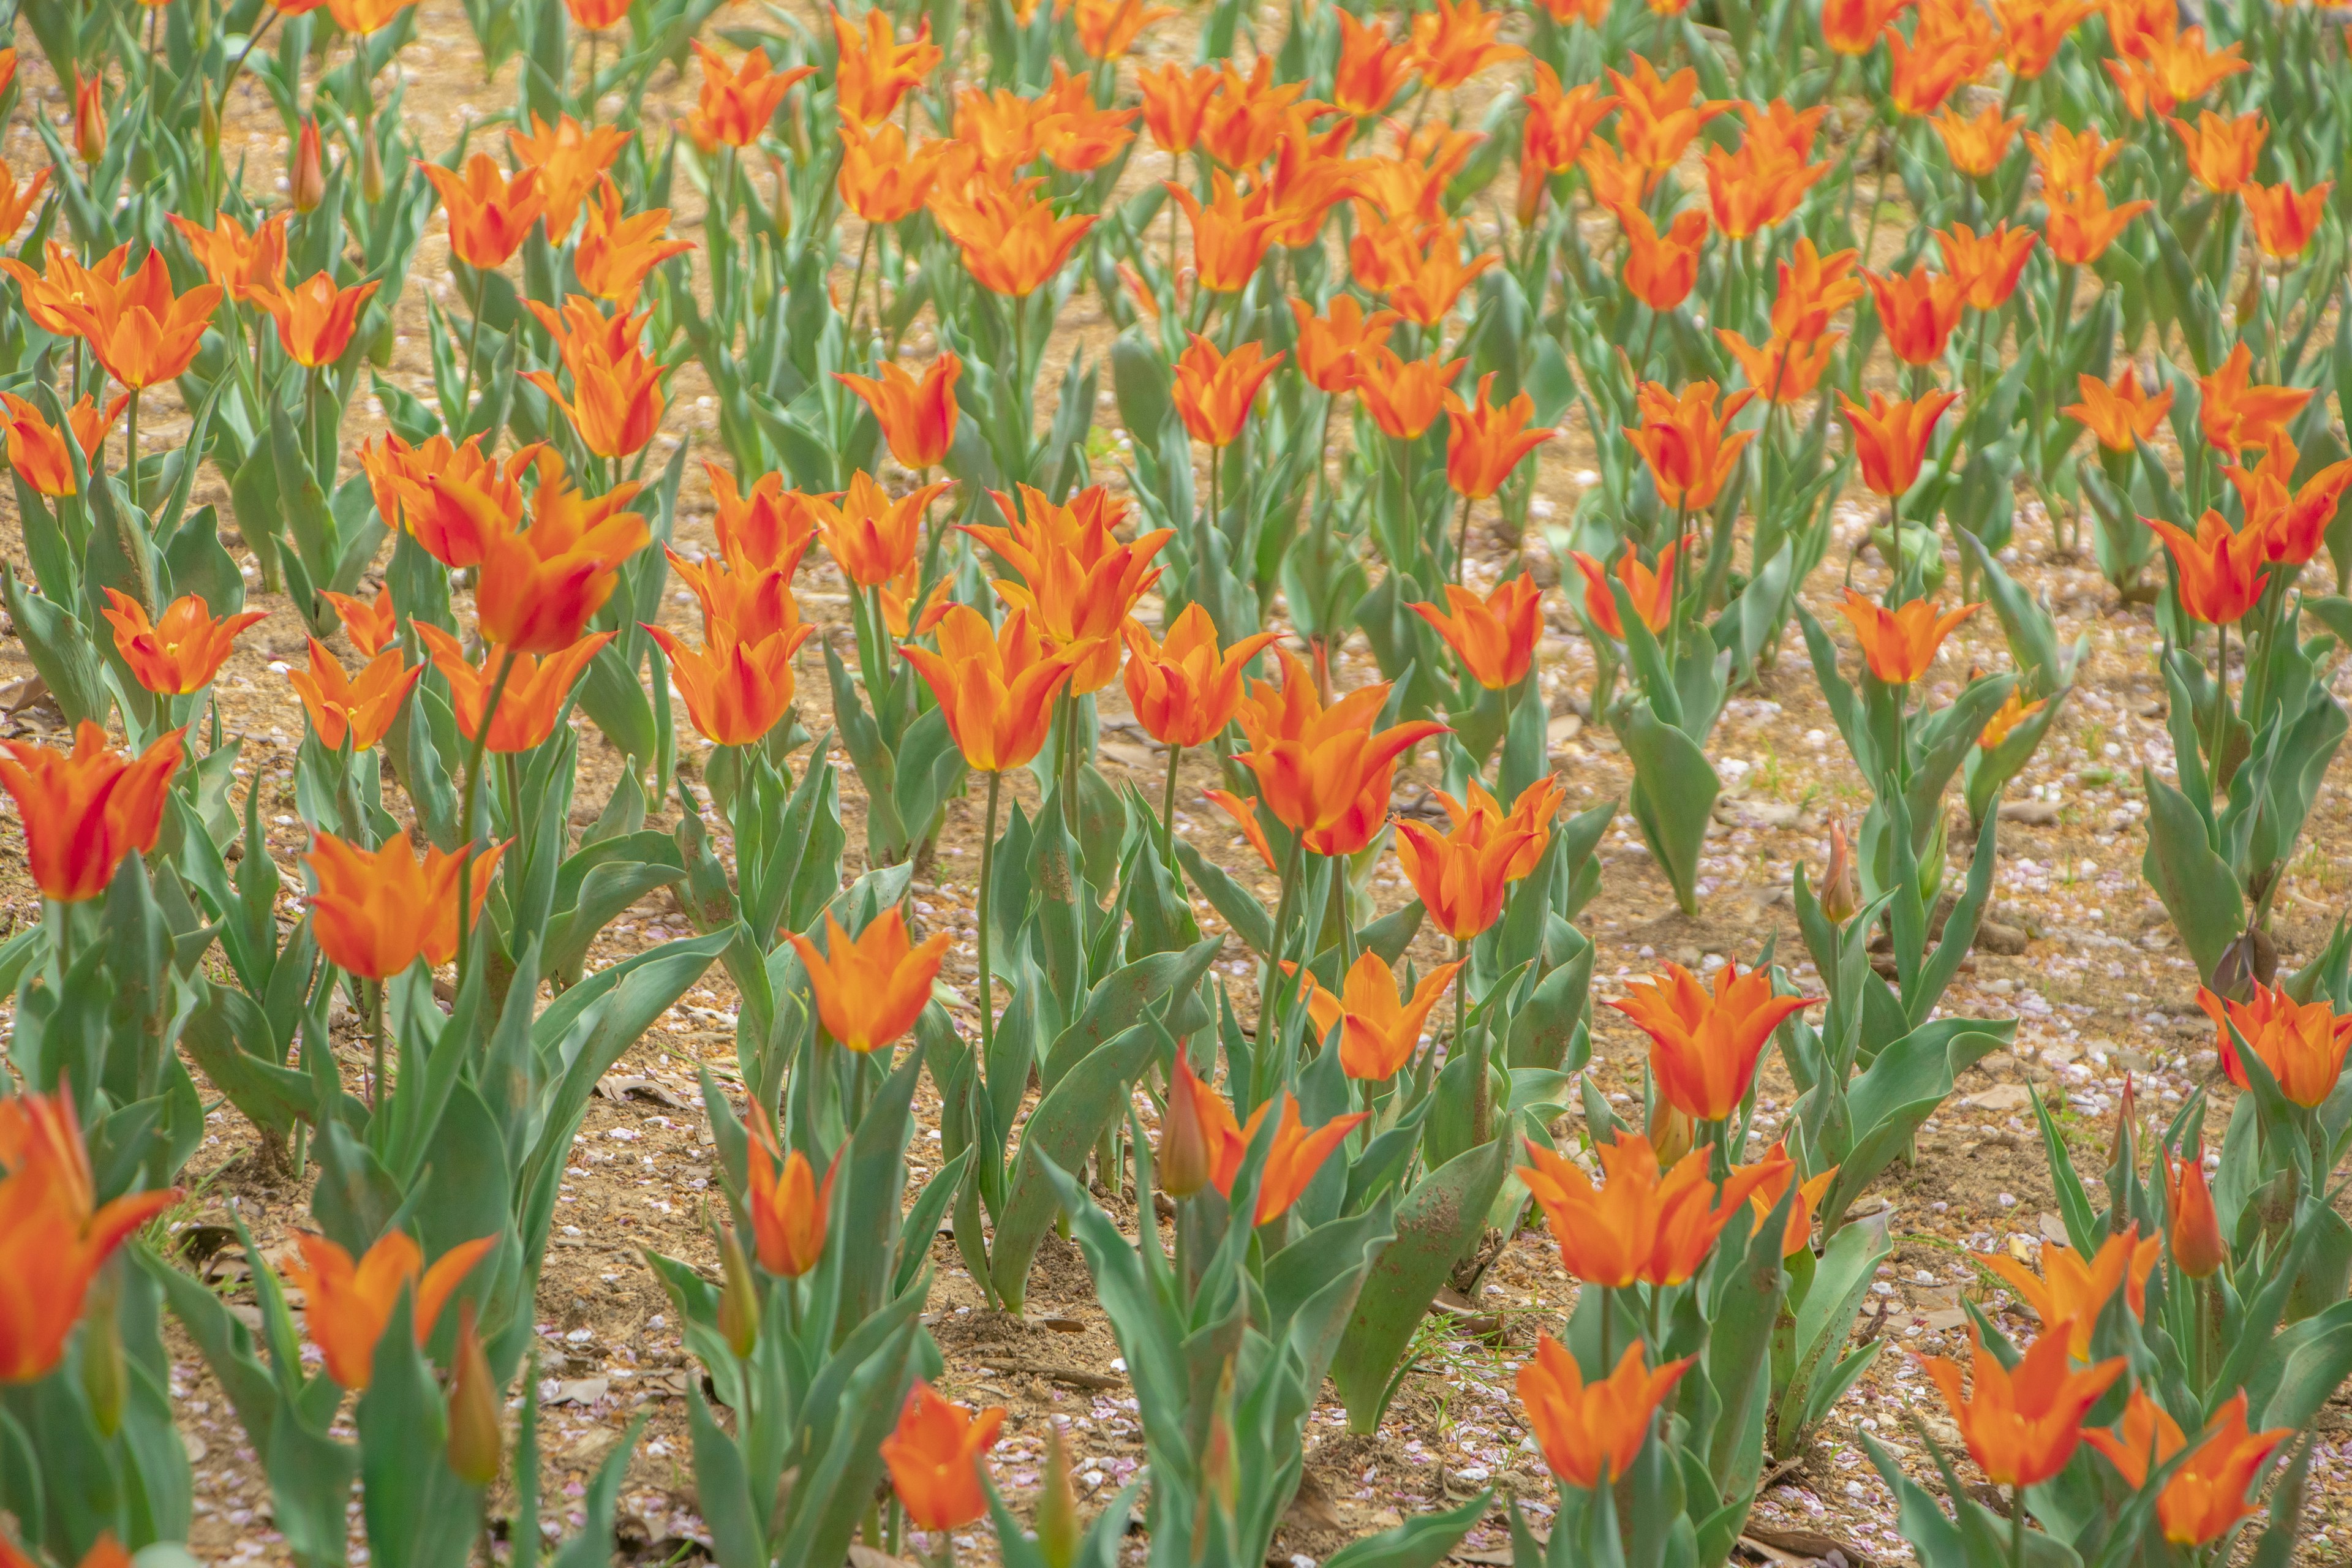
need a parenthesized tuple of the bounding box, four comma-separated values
(1821, 817, 1861, 925)
(445, 1302, 502, 1487)
(1159, 1060, 1216, 1200)
(290, 118, 326, 213)
(717, 1224, 760, 1359)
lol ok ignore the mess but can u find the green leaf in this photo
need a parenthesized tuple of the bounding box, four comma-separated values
(1320, 1490, 1493, 1568)
(2139, 764, 2245, 985)
(989, 1020, 1164, 1310)
(1611, 698, 1719, 914)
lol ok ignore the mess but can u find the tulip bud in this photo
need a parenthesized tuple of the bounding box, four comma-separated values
(1159, 1061, 1215, 1199)
(1646, 1096, 1695, 1167)
(1037, 1426, 1080, 1568)
(2166, 1140, 2226, 1280)
(445, 1302, 502, 1486)
(79, 1267, 125, 1438)
(73, 75, 105, 165)
(717, 1224, 760, 1359)
(2209, 927, 2277, 1003)
(291, 118, 326, 214)
(200, 96, 221, 154)
(2107, 1073, 2138, 1189)
(360, 134, 385, 205)
(1820, 818, 1860, 925)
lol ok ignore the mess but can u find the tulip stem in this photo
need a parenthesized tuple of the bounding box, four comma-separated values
(458, 267, 489, 431)
(846, 223, 874, 347)
(1265, 832, 1305, 1095)
(2207, 619, 2230, 804)
(216, 12, 281, 132)
(1158, 742, 1182, 860)
(456, 647, 521, 986)
(1596, 1283, 1611, 1370)
(975, 770, 1003, 1063)
(1453, 491, 1474, 584)
(365, 979, 386, 1115)
(2008, 1485, 2027, 1568)
(123, 389, 139, 516)
(1463, 942, 1489, 1145)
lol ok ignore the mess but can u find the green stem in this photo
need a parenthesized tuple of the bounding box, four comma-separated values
(458, 266, 488, 429)
(2208, 619, 2230, 805)
(2009, 1486, 2027, 1568)
(455, 647, 521, 987)
(976, 771, 1004, 1062)
(1463, 940, 1489, 1144)
(846, 222, 875, 347)
(124, 388, 139, 514)
(1158, 742, 1182, 859)
(366, 978, 386, 1115)
(1453, 490, 1474, 584)
(1264, 832, 1306, 1091)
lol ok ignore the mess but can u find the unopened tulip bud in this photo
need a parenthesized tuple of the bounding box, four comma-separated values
(1646, 1096, 1695, 1167)
(291, 118, 326, 213)
(2108, 1074, 2138, 1185)
(2165, 1140, 2226, 1280)
(717, 1224, 760, 1359)
(1159, 1061, 1216, 1199)
(1038, 1426, 1080, 1568)
(73, 75, 105, 165)
(360, 135, 384, 204)
(446, 1302, 502, 1485)
(1821, 818, 1860, 924)
(200, 96, 221, 154)
(80, 1267, 124, 1438)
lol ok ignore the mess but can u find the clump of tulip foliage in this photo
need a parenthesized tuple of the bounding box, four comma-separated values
(0, 0, 2349, 1563)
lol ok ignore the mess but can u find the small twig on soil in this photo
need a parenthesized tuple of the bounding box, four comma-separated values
(975, 1357, 1123, 1391)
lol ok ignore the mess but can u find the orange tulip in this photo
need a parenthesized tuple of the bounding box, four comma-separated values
(1158, 1060, 1219, 1197)
(706, 466, 820, 578)
(1834, 588, 1979, 683)
(524, 298, 666, 459)
(2242, 178, 2332, 261)
(565, 0, 630, 27)
(1164, 174, 1280, 297)
(811, 471, 948, 589)
(1197, 58, 1308, 169)
(0, 243, 129, 339)
(416, 625, 614, 753)
(1407, 0, 1519, 88)
(646, 621, 812, 747)
(1202, 787, 1276, 872)
(324, 0, 412, 32)
(1353, 344, 1466, 440)
(1917, 1327, 2125, 1489)
(1770, 238, 1866, 345)
(2046, 184, 2152, 267)
(1518, 1132, 1782, 1287)
(2196, 341, 2310, 456)
(1718, 328, 1840, 404)
(1395, 800, 1542, 943)
(0, 391, 120, 497)
(899, 605, 1077, 772)
(1031, 67, 1140, 173)
(1930, 100, 2024, 176)
(930, 172, 1095, 297)
(1137, 61, 1219, 156)
(0, 722, 182, 902)
(307, 831, 505, 977)
(1332, 9, 1417, 117)
(508, 113, 632, 238)
(1259, 116, 1362, 248)
(1577, 140, 1656, 213)
(99, 589, 266, 696)
(1887, 20, 1992, 116)
(2144, 511, 2269, 625)
(72, 74, 105, 165)
(1197, 1090, 1366, 1224)
(1121, 604, 1278, 750)
(1234, 649, 1446, 843)
(1290, 295, 1399, 395)
(783, 907, 951, 1052)
(1866, 263, 1964, 364)
(257, 271, 382, 369)
(2199, 980, 2352, 1106)
(2064, 364, 2172, 452)
(1607, 56, 1726, 171)
(167, 208, 287, 305)
(1702, 137, 1825, 243)
(372, 435, 542, 570)
(1518, 66, 1618, 222)
(1071, 0, 1173, 59)
(668, 549, 804, 646)
(1382, 225, 1497, 328)
(1627, 379, 1754, 511)
(1518, 1336, 1693, 1491)
(1611, 961, 1812, 1123)
(745, 1132, 834, 1276)
(2162, 1139, 2225, 1278)
(2225, 435, 2352, 568)
(979, 517, 1169, 697)
(571, 178, 695, 304)
(420, 154, 546, 270)
(1735, 1142, 1838, 1257)
(2107, 27, 2245, 116)
(687, 40, 815, 148)
(287, 115, 325, 212)
(1291, 951, 1465, 1081)
(0, 1089, 179, 1384)
(1839, 389, 1957, 499)
(1995, 0, 2095, 77)
(1410, 573, 1542, 690)
(462, 458, 648, 653)
(837, 353, 960, 472)
(63, 249, 222, 391)
(2027, 123, 2122, 197)
(1573, 543, 1679, 641)
(2087, 1390, 2287, 1546)
(1819, 0, 1913, 53)
(1987, 1226, 2160, 1358)
(288, 640, 420, 753)
(1173, 334, 1284, 448)
(1935, 221, 2038, 311)
(2170, 109, 2265, 195)
(281, 1230, 496, 1390)
(832, 9, 940, 126)
(837, 124, 947, 232)
(1617, 205, 1709, 312)
(1443, 375, 1553, 500)
(1978, 688, 2047, 749)
(882, 1382, 1005, 1532)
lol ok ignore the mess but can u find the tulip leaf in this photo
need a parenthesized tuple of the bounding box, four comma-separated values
(2139, 764, 2246, 986)
(354, 1296, 481, 1568)
(1611, 696, 1718, 916)
(3, 562, 109, 727)
(1775, 1208, 1888, 1460)
(1172, 835, 1274, 957)
(179, 982, 313, 1140)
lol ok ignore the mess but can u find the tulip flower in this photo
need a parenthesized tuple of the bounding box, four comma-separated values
(1196, 1090, 1366, 1224)
(1573, 543, 1678, 641)
(1517, 66, 1618, 221)
(1137, 60, 1219, 155)
(882, 1382, 1005, 1532)
(100, 589, 268, 696)
(307, 831, 505, 978)
(1996, 0, 2095, 77)
(1917, 1327, 2125, 1489)
(443, 1303, 501, 1485)
(2242, 177, 2332, 261)
(838, 118, 951, 227)
(1819, 0, 1912, 53)
(976, 514, 1169, 697)
(1736, 1142, 1838, 1257)
(705, 466, 818, 578)
(1196, 56, 1309, 168)
(1627, 379, 1754, 511)
(1930, 100, 2024, 176)
(508, 113, 632, 238)
(418, 154, 546, 270)
(0, 722, 183, 903)
(1987, 1226, 2160, 1359)
(1289, 295, 1400, 394)
(1122, 604, 1279, 750)
(288, 641, 421, 753)
(1291, 951, 1466, 1081)
(668, 551, 804, 647)
(55, 249, 221, 392)
(286, 115, 326, 211)
(2198, 979, 2352, 1106)
(1409, 575, 1542, 691)
(1616, 205, 1709, 311)
(463, 464, 649, 654)
(1163, 173, 1280, 297)
(72, 74, 105, 164)
(687, 39, 815, 146)
(1606, 56, 1725, 170)
(565, 0, 629, 26)
(1934, 221, 2038, 312)
(1866, 263, 1965, 365)
(524, 300, 667, 459)
(416, 625, 616, 753)
(1977, 688, 2047, 750)
(1331, 9, 1417, 116)
(1158, 1060, 1218, 1197)
(1839, 388, 1957, 500)
(2087, 1390, 2288, 1546)
(2169, 109, 2264, 195)
(807, 470, 945, 590)
(836, 353, 960, 472)
(166, 209, 288, 305)
(2144, 511, 2269, 625)
(1395, 807, 1541, 944)
(1701, 138, 1823, 243)
(1577, 140, 1655, 213)
(646, 622, 812, 747)
(1203, 787, 1276, 872)
(745, 1131, 834, 1276)
(325, 0, 412, 31)
(0, 1089, 179, 1384)
(1354, 344, 1467, 440)
(1382, 225, 1497, 326)
(2046, 184, 2152, 266)
(1718, 328, 1839, 404)
(571, 178, 696, 304)
(2225, 437, 2352, 568)
(1173, 334, 1284, 447)
(2064, 364, 2172, 452)
(833, 9, 940, 124)
(1611, 961, 1813, 1123)
(373, 435, 541, 568)
(0, 391, 121, 497)
(1234, 649, 1446, 845)
(1833, 589, 1979, 684)
(1518, 1336, 1694, 1490)
(2161, 1139, 2225, 1279)
(930, 172, 1096, 296)
(1518, 1133, 1782, 1287)
(783, 907, 951, 1054)
(1887, 21, 1991, 116)
(2108, 27, 2245, 116)
(281, 1230, 496, 1390)
(1406, 0, 1520, 88)
(1770, 238, 1866, 344)
(1443, 375, 1553, 501)
(899, 605, 1078, 774)
(257, 271, 382, 369)
(2196, 342, 2310, 455)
